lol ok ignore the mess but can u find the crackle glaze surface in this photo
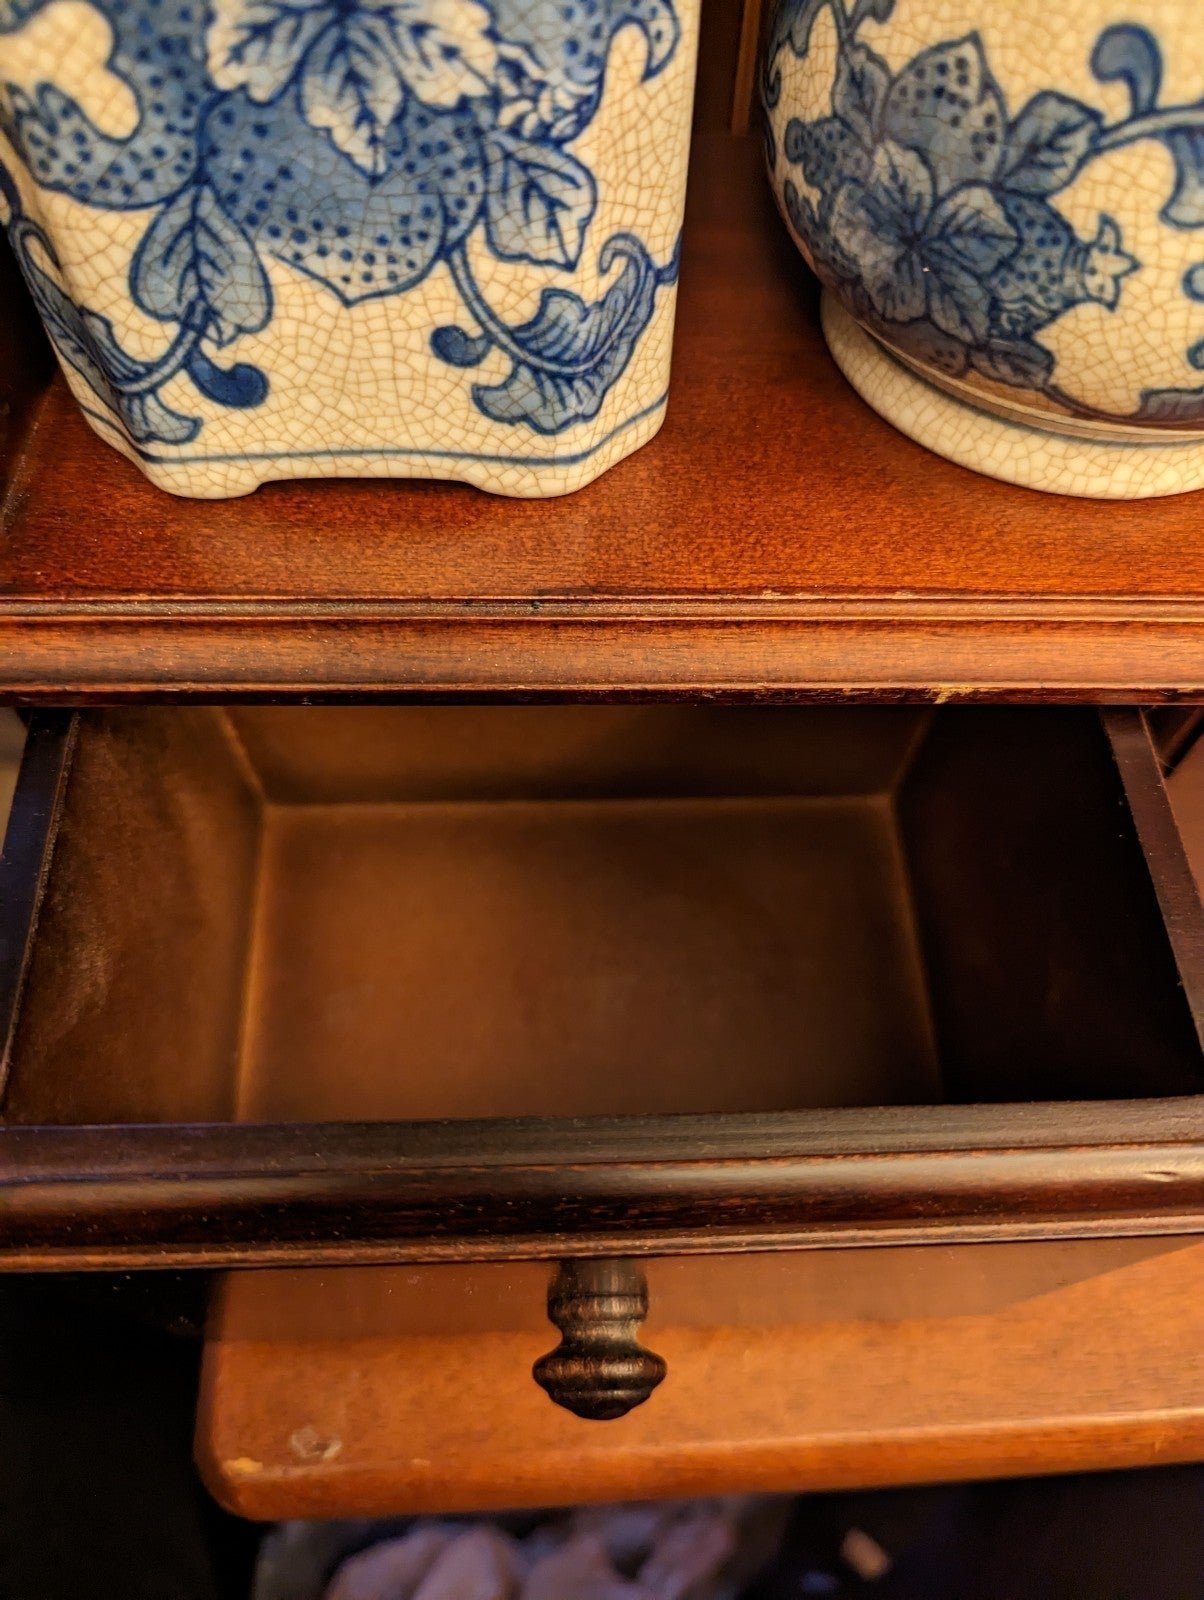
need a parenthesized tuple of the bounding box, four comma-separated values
(0, 0, 698, 497)
(764, 0, 1204, 497)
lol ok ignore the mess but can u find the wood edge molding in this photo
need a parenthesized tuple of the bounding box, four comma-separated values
(1, 617, 1203, 699)
(197, 1411, 1204, 1522)
(12, 1215, 1204, 1274)
(4, 593, 1204, 623)
(3, 1121, 1204, 1269)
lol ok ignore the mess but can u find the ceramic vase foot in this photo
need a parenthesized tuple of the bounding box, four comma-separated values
(821, 292, 1204, 502)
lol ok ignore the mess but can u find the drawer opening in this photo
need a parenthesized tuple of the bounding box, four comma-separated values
(3, 705, 1201, 1128)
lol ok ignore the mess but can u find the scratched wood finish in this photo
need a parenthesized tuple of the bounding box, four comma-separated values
(197, 1239, 1204, 1517)
(3, 138, 1204, 699)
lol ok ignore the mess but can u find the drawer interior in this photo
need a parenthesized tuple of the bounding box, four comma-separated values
(3, 705, 1201, 1126)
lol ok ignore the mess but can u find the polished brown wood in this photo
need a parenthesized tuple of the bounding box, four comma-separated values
(0, 242, 51, 485)
(899, 707, 1204, 1104)
(0, 712, 74, 1100)
(532, 1259, 667, 1420)
(3, 137, 1204, 700)
(3, 704, 1204, 1269)
(1170, 730, 1204, 891)
(5, 1102, 1204, 1269)
(1149, 706, 1204, 771)
(1106, 708, 1204, 1044)
(729, 0, 764, 133)
(694, 0, 749, 134)
(197, 1240, 1204, 1517)
(1, 709, 261, 1124)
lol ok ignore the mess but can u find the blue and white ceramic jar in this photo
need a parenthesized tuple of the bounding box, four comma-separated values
(765, 0, 1204, 498)
(0, 0, 697, 497)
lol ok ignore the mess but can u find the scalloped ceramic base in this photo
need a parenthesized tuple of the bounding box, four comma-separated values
(80, 389, 670, 500)
(821, 293, 1204, 502)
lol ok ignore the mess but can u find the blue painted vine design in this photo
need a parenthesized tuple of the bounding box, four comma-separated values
(764, 0, 1204, 425)
(0, 0, 680, 446)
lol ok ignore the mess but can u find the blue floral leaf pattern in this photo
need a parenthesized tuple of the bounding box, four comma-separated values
(119, 389, 205, 446)
(771, 0, 827, 64)
(828, 142, 932, 320)
(209, 0, 329, 102)
(186, 349, 271, 406)
(767, 5, 1196, 425)
(464, 232, 676, 431)
(970, 337, 1054, 388)
(210, 0, 496, 176)
(132, 183, 272, 346)
(1079, 215, 1138, 307)
(865, 140, 931, 235)
(487, 0, 677, 149)
(1091, 24, 1161, 116)
(3, 0, 680, 439)
(483, 130, 596, 269)
(299, 11, 408, 177)
(925, 256, 988, 342)
(882, 36, 1006, 192)
(884, 314, 968, 376)
(1162, 129, 1204, 228)
(926, 186, 1016, 275)
(1138, 383, 1204, 422)
(430, 323, 493, 365)
(783, 177, 862, 283)
(763, 0, 825, 110)
(2, 10, 203, 210)
(1088, 26, 1204, 232)
(375, 0, 497, 104)
(203, 94, 485, 301)
(849, 0, 894, 23)
(613, 0, 680, 78)
(784, 116, 862, 195)
(832, 42, 889, 144)
(1001, 93, 1101, 195)
(4, 214, 201, 442)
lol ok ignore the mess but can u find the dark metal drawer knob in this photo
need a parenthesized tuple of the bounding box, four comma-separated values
(533, 1258, 667, 1421)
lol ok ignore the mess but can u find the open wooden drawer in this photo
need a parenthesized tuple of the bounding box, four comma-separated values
(2, 704, 1203, 1273)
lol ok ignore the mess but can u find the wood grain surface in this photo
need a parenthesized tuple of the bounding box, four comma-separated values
(3, 137, 1204, 699)
(197, 1239, 1204, 1518)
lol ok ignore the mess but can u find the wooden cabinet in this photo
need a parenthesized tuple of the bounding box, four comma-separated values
(0, 698, 1201, 1514)
(1, 0, 1202, 1539)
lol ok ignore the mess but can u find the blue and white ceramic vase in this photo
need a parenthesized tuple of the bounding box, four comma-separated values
(764, 0, 1204, 498)
(0, 0, 698, 498)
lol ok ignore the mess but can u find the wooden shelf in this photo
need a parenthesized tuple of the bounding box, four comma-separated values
(2, 134, 1203, 701)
